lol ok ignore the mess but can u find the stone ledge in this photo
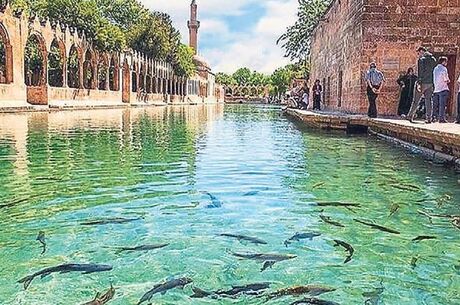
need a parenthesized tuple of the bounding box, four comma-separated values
(285, 108, 460, 168)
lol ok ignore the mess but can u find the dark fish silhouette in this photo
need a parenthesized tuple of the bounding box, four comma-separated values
(319, 215, 344, 228)
(115, 244, 169, 253)
(363, 286, 384, 305)
(389, 203, 400, 217)
(412, 236, 436, 242)
(243, 191, 260, 196)
(284, 232, 321, 247)
(18, 263, 113, 290)
(36, 231, 46, 255)
(312, 182, 326, 189)
(333, 240, 354, 264)
(191, 283, 271, 298)
(260, 260, 276, 272)
(290, 297, 340, 305)
(316, 201, 360, 208)
(82, 285, 116, 305)
(204, 192, 223, 208)
(264, 285, 336, 300)
(137, 277, 192, 305)
(81, 217, 142, 226)
(231, 251, 296, 270)
(353, 219, 400, 234)
(410, 256, 418, 269)
(220, 233, 267, 245)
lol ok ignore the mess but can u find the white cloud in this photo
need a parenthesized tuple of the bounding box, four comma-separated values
(140, 0, 298, 74)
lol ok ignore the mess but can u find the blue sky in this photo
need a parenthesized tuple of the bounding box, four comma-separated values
(141, 0, 299, 74)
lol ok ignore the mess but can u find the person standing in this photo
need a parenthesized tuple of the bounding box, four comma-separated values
(432, 57, 450, 123)
(312, 80, 322, 110)
(397, 68, 418, 116)
(365, 62, 384, 118)
(407, 47, 437, 123)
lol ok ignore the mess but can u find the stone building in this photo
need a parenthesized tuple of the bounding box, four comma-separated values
(309, 0, 460, 116)
(0, 1, 223, 109)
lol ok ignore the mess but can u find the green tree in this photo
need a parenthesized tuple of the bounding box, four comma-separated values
(172, 44, 196, 77)
(278, 0, 331, 61)
(232, 68, 253, 86)
(215, 72, 237, 86)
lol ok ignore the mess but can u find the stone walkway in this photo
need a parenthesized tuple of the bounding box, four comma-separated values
(285, 109, 460, 168)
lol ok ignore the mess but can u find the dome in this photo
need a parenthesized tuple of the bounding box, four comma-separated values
(193, 54, 211, 70)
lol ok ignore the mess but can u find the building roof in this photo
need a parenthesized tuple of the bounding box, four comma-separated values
(193, 54, 211, 70)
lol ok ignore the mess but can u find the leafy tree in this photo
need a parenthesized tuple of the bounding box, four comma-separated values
(172, 44, 196, 77)
(216, 72, 237, 86)
(278, 0, 331, 61)
(232, 68, 253, 86)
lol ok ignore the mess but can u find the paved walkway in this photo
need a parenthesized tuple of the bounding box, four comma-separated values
(292, 109, 460, 136)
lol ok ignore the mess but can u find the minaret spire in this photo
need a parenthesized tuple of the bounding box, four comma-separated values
(188, 0, 200, 54)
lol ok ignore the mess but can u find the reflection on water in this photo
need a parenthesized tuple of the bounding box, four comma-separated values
(0, 105, 458, 304)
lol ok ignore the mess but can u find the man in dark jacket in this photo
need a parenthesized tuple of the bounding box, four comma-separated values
(407, 47, 437, 123)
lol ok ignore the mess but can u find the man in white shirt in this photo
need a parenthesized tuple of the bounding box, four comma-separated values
(432, 57, 450, 123)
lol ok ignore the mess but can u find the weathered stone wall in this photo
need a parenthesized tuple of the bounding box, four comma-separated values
(310, 0, 460, 116)
(362, 0, 460, 116)
(310, 0, 365, 113)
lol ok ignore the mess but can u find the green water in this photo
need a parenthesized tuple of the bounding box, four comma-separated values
(0, 105, 459, 305)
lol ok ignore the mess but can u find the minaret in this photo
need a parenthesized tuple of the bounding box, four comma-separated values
(188, 0, 200, 54)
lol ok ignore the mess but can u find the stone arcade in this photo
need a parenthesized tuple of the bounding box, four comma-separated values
(0, 1, 223, 110)
(309, 0, 460, 117)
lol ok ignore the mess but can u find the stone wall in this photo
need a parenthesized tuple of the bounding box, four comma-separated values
(310, 0, 460, 116)
(310, 0, 365, 113)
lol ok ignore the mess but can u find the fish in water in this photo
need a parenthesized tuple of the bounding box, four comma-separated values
(36, 231, 46, 255)
(82, 285, 116, 305)
(389, 203, 400, 217)
(81, 217, 141, 226)
(204, 192, 223, 208)
(452, 217, 460, 230)
(264, 285, 336, 300)
(353, 219, 400, 234)
(191, 283, 271, 298)
(312, 182, 326, 189)
(231, 251, 296, 270)
(115, 243, 169, 253)
(412, 236, 437, 242)
(261, 260, 277, 272)
(220, 233, 267, 245)
(410, 257, 418, 269)
(363, 286, 384, 305)
(319, 215, 344, 228)
(316, 201, 360, 208)
(243, 191, 260, 196)
(285, 232, 321, 247)
(290, 297, 340, 305)
(137, 277, 192, 305)
(333, 240, 354, 264)
(18, 263, 113, 290)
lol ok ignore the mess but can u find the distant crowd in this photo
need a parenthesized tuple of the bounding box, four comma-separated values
(288, 46, 460, 125)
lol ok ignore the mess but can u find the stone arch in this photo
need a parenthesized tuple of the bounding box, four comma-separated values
(109, 54, 119, 91)
(138, 63, 146, 92)
(24, 32, 47, 86)
(225, 87, 233, 96)
(122, 59, 130, 103)
(251, 87, 258, 97)
(97, 53, 109, 90)
(241, 87, 249, 96)
(0, 22, 13, 84)
(67, 44, 80, 88)
(83, 49, 96, 89)
(48, 38, 65, 87)
(131, 61, 138, 93)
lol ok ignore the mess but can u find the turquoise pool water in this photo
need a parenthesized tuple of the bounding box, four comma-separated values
(0, 105, 458, 304)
